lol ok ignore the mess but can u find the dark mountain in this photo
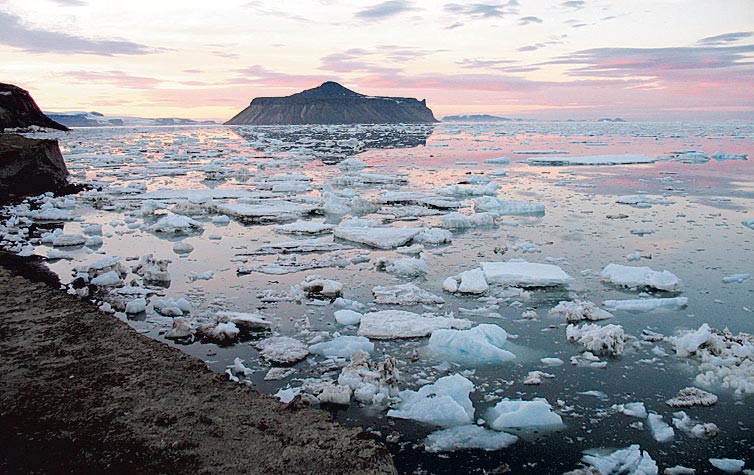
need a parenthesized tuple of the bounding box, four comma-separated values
(0, 134, 69, 202)
(226, 81, 438, 125)
(0, 83, 69, 131)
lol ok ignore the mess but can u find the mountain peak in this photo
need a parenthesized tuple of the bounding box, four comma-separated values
(294, 81, 362, 99)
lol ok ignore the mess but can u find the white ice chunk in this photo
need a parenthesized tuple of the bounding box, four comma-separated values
(215, 311, 272, 330)
(91, 270, 122, 286)
(482, 261, 572, 287)
(124, 297, 147, 314)
(527, 154, 655, 166)
(334, 309, 363, 326)
(603, 297, 688, 312)
(709, 458, 745, 473)
(567, 323, 626, 356)
(309, 336, 374, 358)
(427, 324, 516, 364)
(485, 398, 563, 430)
(722, 273, 751, 284)
(742, 217, 754, 230)
(357, 310, 472, 339)
(334, 226, 421, 249)
(600, 264, 682, 292)
(647, 413, 674, 442)
(388, 374, 475, 427)
(474, 196, 545, 215)
(580, 445, 658, 475)
(255, 336, 309, 364)
(549, 300, 613, 322)
(615, 402, 647, 418)
(146, 214, 203, 234)
(52, 234, 86, 247)
(275, 221, 335, 235)
(172, 242, 194, 254)
(372, 283, 445, 305)
(665, 387, 718, 408)
(424, 425, 518, 453)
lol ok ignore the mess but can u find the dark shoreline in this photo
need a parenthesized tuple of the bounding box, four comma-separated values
(0, 251, 396, 475)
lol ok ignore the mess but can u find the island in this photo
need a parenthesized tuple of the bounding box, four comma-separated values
(226, 81, 437, 125)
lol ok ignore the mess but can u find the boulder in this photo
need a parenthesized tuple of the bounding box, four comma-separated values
(0, 134, 69, 201)
(226, 81, 437, 125)
(0, 83, 68, 131)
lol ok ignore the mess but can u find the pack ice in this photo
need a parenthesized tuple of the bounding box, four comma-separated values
(357, 310, 471, 339)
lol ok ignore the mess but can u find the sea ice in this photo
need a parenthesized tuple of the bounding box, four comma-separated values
(274, 221, 335, 235)
(152, 297, 192, 316)
(333, 226, 421, 249)
(647, 413, 674, 442)
(665, 387, 718, 408)
(427, 324, 516, 364)
(722, 273, 751, 284)
(709, 458, 745, 473)
(443, 268, 489, 294)
(146, 214, 203, 234)
(485, 398, 563, 430)
(299, 275, 343, 299)
(124, 297, 147, 314)
(742, 218, 754, 230)
(578, 445, 658, 475)
(523, 371, 555, 385)
(527, 154, 655, 166)
(549, 300, 613, 322)
(309, 336, 374, 358)
(214, 201, 318, 223)
(671, 411, 719, 439)
(473, 196, 545, 216)
(600, 264, 682, 292)
(440, 212, 496, 229)
(711, 152, 747, 161)
(357, 310, 471, 339)
(172, 242, 194, 254)
(603, 297, 688, 312)
(196, 321, 240, 344)
(255, 336, 309, 364)
(372, 283, 445, 305)
(334, 309, 363, 326)
(423, 425, 518, 453)
(566, 323, 627, 356)
(337, 351, 399, 405)
(614, 402, 647, 418)
(52, 234, 86, 247)
(164, 317, 192, 339)
(91, 270, 122, 286)
(388, 374, 475, 427)
(482, 260, 573, 287)
(215, 311, 272, 331)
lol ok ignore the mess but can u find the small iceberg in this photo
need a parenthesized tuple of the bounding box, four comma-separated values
(388, 374, 475, 427)
(427, 324, 516, 364)
(357, 310, 471, 339)
(424, 425, 518, 453)
(485, 398, 563, 430)
(482, 260, 572, 287)
(600, 263, 682, 292)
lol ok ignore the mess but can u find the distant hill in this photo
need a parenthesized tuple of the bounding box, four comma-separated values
(442, 114, 520, 122)
(0, 83, 68, 131)
(597, 118, 626, 122)
(226, 81, 438, 125)
(46, 111, 218, 128)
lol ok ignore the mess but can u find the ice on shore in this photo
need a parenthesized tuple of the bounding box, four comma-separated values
(334, 226, 421, 249)
(482, 260, 573, 287)
(577, 445, 658, 475)
(309, 335, 374, 358)
(567, 323, 627, 356)
(527, 154, 655, 166)
(125, 297, 147, 314)
(388, 374, 475, 427)
(91, 270, 123, 286)
(647, 413, 674, 442)
(424, 425, 518, 453)
(473, 196, 545, 216)
(152, 297, 191, 316)
(164, 317, 192, 339)
(485, 398, 563, 430)
(600, 264, 682, 292)
(549, 300, 613, 322)
(665, 387, 718, 408)
(709, 458, 746, 473)
(255, 336, 309, 364)
(603, 297, 688, 312)
(357, 310, 471, 339)
(427, 324, 516, 365)
(373, 283, 445, 305)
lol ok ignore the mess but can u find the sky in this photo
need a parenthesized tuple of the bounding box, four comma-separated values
(1, 0, 752, 121)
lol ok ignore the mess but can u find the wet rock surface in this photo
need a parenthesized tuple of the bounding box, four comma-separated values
(0, 252, 396, 475)
(0, 134, 69, 202)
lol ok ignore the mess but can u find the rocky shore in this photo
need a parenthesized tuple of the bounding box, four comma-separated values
(0, 251, 396, 475)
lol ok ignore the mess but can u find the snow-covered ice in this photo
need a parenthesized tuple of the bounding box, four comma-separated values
(357, 310, 472, 339)
(600, 264, 682, 292)
(603, 297, 688, 312)
(255, 336, 309, 364)
(424, 425, 518, 453)
(481, 261, 573, 287)
(388, 374, 475, 427)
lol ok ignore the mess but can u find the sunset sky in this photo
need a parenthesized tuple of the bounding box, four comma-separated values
(1, 0, 752, 121)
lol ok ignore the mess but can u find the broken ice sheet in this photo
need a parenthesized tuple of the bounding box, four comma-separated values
(427, 324, 516, 365)
(423, 425, 518, 453)
(387, 374, 475, 427)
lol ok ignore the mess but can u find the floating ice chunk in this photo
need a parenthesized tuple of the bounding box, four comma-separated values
(172, 241, 194, 254)
(231, 357, 253, 377)
(549, 300, 613, 322)
(671, 411, 719, 439)
(153, 297, 192, 316)
(709, 458, 745, 473)
(567, 323, 626, 356)
(388, 374, 475, 427)
(742, 218, 754, 230)
(712, 152, 747, 161)
(133, 254, 171, 284)
(541, 357, 564, 366)
(671, 150, 710, 164)
(374, 254, 428, 278)
(647, 413, 674, 442)
(91, 270, 122, 286)
(165, 317, 192, 339)
(52, 234, 86, 247)
(427, 324, 516, 364)
(47, 249, 74, 260)
(317, 383, 353, 405)
(372, 283, 445, 305)
(413, 227, 453, 245)
(310, 336, 374, 358)
(474, 196, 545, 216)
(215, 311, 272, 331)
(523, 371, 554, 385)
(125, 297, 147, 314)
(197, 321, 240, 344)
(527, 154, 655, 166)
(579, 445, 658, 475)
(84, 236, 103, 247)
(440, 212, 496, 229)
(424, 425, 518, 453)
(614, 402, 647, 418)
(337, 351, 398, 405)
(616, 195, 674, 206)
(444, 268, 489, 294)
(334, 226, 421, 249)
(358, 310, 471, 339)
(722, 273, 751, 284)
(146, 214, 203, 234)
(484, 156, 510, 165)
(664, 466, 696, 475)
(275, 221, 335, 235)
(626, 251, 642, 262)
(264, 367, 296, 381)
(485, 398, 563, 430)
(482, 261, 572, 287)
(299, 275, 343, 298)
(83, 223, 103, 235)
(30, 208, 74, 221)
(603, 297, 688, 312)
(600, 264, 682, 292)
(255, 336, 309, 364)
(338, 157, 367, 171)
(188, 270, 214, 281)
(665, 387, 718, 408)
(334, 309, 363, 326)
(437, 181, 499, 197)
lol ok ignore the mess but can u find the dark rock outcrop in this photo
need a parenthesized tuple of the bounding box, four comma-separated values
(0, 134, 69, 201)
(226, 81, 438, 125)
(0, 83, 69, 131)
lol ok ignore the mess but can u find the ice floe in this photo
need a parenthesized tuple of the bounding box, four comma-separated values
(485, 398, 563, 430)
(388, 374, 475, 427)
(427, 324, 516, 364)
(709, 458, 746, 473)
(357, 310, 471, 339)
(567, 323, 627, 356)
(600, 264, 682, 292)
(574, 445, 658, 475)
(647, 413, 674, 442)
(443, 268, 489, 294)
(482, 260, 573, 287)
(337, 351, 399, 405)
(549, 300, 613, 322)
(255, 336, 309, 364)
(372, 283, 444, 305)
(473, 196, 545, 216)
(424, 425, 518, 453)
(527, 154, 655, 166)
(309, 336, 374, 358)
(671, 411, 719, 439)
(603, 297, 688, 312)
(665, 387, 718, 408)
(146, 214, 203, 234)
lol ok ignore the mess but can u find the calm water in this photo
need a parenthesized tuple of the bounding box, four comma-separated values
(10, 121, 754, 474)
